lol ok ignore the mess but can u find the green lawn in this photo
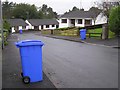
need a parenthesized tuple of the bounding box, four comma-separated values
(87, 28, 115, 38)
(41, 28, 115, 39)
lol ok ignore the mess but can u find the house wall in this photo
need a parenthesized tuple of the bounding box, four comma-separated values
(18, 26, 22, 30)
(26, 20, 58, 30)
(75, 19, 85, 27)
(59, 18, 69, 28)
(59, 18, 95, 28)
(95, 13, 107, 25)
(11, 26, 27, 33)
(11, 27, 15, 33)
(18, 26, 28, 30)
(68, 19, 74, 27)
(25, 20, 34, 29)
(39, 25, 58, 30)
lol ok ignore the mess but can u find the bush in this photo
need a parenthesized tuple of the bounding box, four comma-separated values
(3, 19, 10, 46)
(109, 6, 120, 36)
(3, 19, 11, 33)
(55, 27, 76, 30)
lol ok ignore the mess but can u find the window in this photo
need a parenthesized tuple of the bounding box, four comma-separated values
(46, 25, 49, 28)
(61, 19, 67, 23)
(78, 19, 82, 24)
(52, 24, 55, 27)
(85, 20, 92, 25)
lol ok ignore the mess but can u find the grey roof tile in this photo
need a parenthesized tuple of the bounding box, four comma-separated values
(7, 19, 28, 26)
(60, 10, 100, 18)
(27, 19, 59, 26)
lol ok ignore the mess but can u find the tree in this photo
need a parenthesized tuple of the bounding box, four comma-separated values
(2, 1, 15, 19)
(94, 0, 120, 39)
(89, 7, 101, 13)
(63, 6, 79, 15)
(12, 3, 39, 20)
(72, 6, 79, 11)
(80, 8, 84, 11)
(95, 0, 120, 22)
(38, 4, 58, 19)
(109, 6, 120, 36)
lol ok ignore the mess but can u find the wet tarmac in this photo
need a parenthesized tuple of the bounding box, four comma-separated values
(17, 33, 118, 88)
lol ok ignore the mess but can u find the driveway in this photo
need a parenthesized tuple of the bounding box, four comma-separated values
(17, 33, 118, 88)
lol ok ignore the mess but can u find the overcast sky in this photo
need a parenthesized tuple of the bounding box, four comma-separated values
(2, 0, 101, 14)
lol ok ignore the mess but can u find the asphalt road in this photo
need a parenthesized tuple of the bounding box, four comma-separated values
(17, 33, 118, 88)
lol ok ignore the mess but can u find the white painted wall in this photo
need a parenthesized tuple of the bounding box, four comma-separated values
(59, 18, 93, 28)
(26, 20, 58, 30)
(59, 18, 69, 28)
(92, 19, 95, 25)
(75, 19, 85, 27)
(11, 27, 15, 33)
(68, 19, 74, 27)
(18, 26, 28, 30)
(39, 26, 41, 30)
(18, 26, 22, 30)
(95, 13, 107, 25)
(41, 25, 57, 30)
(25, 20, 34, 29)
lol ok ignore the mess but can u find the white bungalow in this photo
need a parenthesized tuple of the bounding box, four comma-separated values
(58, 10, 107, 28)
(25, 19, 59, 30)
(7, 19, 28, 33)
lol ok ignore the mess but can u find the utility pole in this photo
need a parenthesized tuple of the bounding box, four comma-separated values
(79, 0, 83, 10)
(0, 0, 2, 90)
(0, 0, 4, 49)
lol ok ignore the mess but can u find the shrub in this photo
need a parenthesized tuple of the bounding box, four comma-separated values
(3, 19, 11, 33)
(3, 19, 10, 46)
(55, 27, 76, 31)
(109, 6, 120, 36)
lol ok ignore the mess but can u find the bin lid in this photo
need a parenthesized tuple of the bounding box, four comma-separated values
(15, 40, 44, 47)
(80, 29, 86, 31)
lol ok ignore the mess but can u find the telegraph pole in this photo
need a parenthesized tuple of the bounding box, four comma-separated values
(79, 0, 82, 10)
(0, 0, 4, 49)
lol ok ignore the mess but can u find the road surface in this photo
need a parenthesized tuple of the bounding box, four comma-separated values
(18, 33, 118, 88)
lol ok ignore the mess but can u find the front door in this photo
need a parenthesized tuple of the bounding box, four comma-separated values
(70, 19, 75, 26)
(34, 26, 39, 30)
(41, 25, 43, 29)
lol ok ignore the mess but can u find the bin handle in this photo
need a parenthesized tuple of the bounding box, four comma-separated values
(20, 40, 42, 43)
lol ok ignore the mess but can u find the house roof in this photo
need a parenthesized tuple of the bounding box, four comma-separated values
(27, 19, 59, 26)
(7, 19, 28, 26)
(59, 10, 101, 19)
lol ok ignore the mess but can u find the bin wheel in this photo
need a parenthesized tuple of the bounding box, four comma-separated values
(22, 76, 30, 84)
(21, 72, 23, 77)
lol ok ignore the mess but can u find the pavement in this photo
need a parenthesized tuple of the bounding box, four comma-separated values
(36, 34, 119, 48)
(2, 34, 56, 89)
(0, 47, 2, 90)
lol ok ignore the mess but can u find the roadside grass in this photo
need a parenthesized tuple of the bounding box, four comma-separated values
(41, 28, 115, 39)
(59, 29, 78, 36)
(87, 28, 115, 38)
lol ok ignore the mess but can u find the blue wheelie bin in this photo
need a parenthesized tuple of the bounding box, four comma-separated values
(15, 40, 44, 84)
(19, 29, 22, 34)
(80, 29, 86, 40)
